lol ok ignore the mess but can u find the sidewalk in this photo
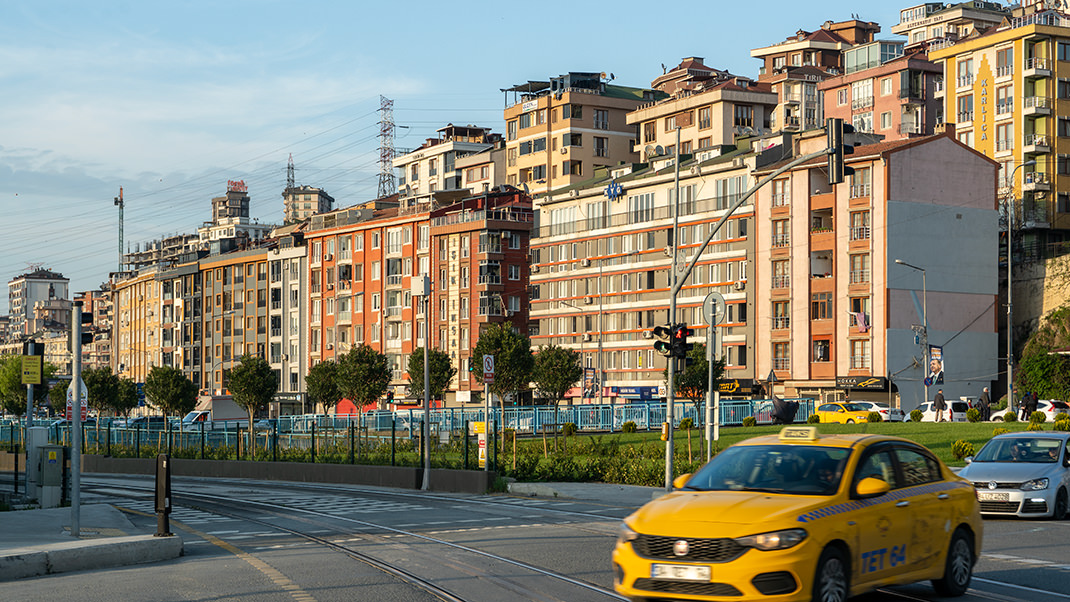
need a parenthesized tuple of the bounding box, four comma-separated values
(508, 481, 663, 507)
(0, 504, 182, 581)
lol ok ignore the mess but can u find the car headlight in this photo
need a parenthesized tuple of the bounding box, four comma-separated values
(618, 522, 639, 545)
(1022, 478, 1050, 491)
(734, 528, 807, 551)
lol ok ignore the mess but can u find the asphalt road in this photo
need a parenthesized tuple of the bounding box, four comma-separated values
(5, 475, 1070, 602)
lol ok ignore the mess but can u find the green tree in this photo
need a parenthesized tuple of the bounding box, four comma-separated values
(663, 343, 725, 419)
(228, 354, 278, 453)
(406, 348, 457, 403)
(114, 378, 139, 417)
(48, 379, 71, 418)
(532, 345, 583, 444)
(305, 361, 342, 414)
(337, 344, 391, 412)
(83, 366, 119, 417)
(0, 355, 57, 417)
(1018, 306, 1070, 400)
(143, 366, 198, 418)
(472, 323, 534, 405)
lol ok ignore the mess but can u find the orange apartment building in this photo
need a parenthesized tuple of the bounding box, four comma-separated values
(753, 129, 999, 408)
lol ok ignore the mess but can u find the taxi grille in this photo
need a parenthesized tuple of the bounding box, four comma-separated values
(980, 500, 1021, 513)
(633, 578, 743, 597)
(633, 535, 746, 562)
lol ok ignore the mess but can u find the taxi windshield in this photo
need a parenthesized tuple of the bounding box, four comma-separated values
(841, 403, 868, 412)
(681, 445, 851, 496)
(973, 437, 1062, 463)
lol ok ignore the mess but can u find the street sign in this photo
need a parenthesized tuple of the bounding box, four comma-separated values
(483, 354, 495, 384)
(702, 291, 727, 326)
(21, 355, 42, 385)
(66, 378, 88, 421)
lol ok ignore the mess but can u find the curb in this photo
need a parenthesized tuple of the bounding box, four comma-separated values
(0, 535, 183, 581)
(507, 482, 562, 498)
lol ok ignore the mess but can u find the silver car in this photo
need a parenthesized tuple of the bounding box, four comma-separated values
(852, 400, 905, 422)
(958, 432, 1070, 519)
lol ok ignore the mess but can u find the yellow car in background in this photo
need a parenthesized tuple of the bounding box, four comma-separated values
(814, 402, 873, 424)
(612, 427, 982, 602)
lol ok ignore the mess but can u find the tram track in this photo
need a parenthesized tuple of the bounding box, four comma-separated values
(84, 480, 625, 602)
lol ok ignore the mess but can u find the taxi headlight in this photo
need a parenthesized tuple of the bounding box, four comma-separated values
(734, 528, 807, 551)
(1022, 478, 1050, 491)
(618, 522, 639, 545)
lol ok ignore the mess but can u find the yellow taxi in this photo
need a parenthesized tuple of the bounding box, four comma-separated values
(612, 426, 982, 602)
(813, 402, 873, 424)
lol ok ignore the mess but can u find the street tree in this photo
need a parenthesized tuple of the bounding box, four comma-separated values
(305, 361, 342, 414)
(48, 379, 71, 418)
(228, 354, 278, 451)
(472, 323, 534, 406)
(0, 355, 57, 417)
(406, 347, 457, 403)
(1018, 306, 1070, 400)
(114, 378, 139, 417)
(337, 344, 391, 413)
(143, 366, 198, 418)
(663, 343, 725, 426)
(83, 366, 119, 417)
(532, 345, 582, 443)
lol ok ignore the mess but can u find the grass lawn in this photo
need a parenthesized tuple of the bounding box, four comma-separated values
(554, 420, 1050, 469)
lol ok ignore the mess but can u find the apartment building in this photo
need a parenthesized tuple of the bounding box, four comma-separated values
(113, 268, 162, 385)
(395, 124, 500, 198)
(72, 289, 112, 371)
(892, 2, 1009, 51)
(153, 259, 204, 388)
(283, 185, 334, 224)
(628, 57, 778, 155)
(930, 6, 1070, 259)
(8, 268, 68, 336)
(457, 143, 507, 195)
(819, 40, 943, 139)
(752, 19, 881, 133)
(267, 225, 308, 414)
(530, 141, 775, 403)
(753, 130, 998, 408)
(502, 72, 662, 196)
(198, 181, 273, 249)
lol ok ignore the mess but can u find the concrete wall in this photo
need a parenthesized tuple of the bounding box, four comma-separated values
(81, 455, 496, 494)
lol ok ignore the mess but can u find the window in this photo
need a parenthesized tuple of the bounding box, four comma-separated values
(564, 133, 582, 147)
(643, 121, 656, 143)
(853, 449, 898, 488)
(957, 93, 974, 122)
(410, 164, 419, 182)
(773, 301, 790, 329)
(507, 120, 517, 140)
(812, 339, 830, 362)
(850, 168, 871, 198)
(880, 77, 893, 96)
(1060, 79, 1070, 99)
(562, 104, 582, 120)
(850, 297, 871, 328)
(1060, 155, 1070, 176)
(519, 112, 532, 129)
(996, 48, 1014, 78)
(852, 111, 873, 133)
(811, 293, 832, 320)
(734, 105, 754, 128)
(956, 58, 973, 87)
(996, 85, 1013, 115)
(698, 106, 711, 129)
(880, 111, 892, 130)
(772, 178, 789, 207)
(996, 122, 1013, 152)
(850, 211, 870, 240)
(772, 260, 790, 288)
(1061, 42, 1070, 61)
(509, 264, 520, 280)
(594, 109, 609, 130)
(594, 136, 608, 157)
(851, 339, 871, 369)
(896, 448, 942, 486)
(773, 342, 790, 370)
(772, 219, 789, 247)
(850, 254, 871, 284)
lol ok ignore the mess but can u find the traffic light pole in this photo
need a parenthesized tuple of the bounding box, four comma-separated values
(665, 128, 681, 492)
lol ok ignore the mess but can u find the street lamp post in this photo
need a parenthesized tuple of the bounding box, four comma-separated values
(895, 259, 927, 406)
(1006, 160, 1035, 414)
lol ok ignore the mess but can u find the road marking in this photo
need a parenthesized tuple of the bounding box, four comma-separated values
(973, 577, 1070, 600)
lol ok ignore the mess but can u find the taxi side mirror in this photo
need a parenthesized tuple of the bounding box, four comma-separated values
(672, 473, 692, 490)
(853, 476, 891, 499)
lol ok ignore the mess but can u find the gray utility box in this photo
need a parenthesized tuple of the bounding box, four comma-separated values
(38, 444, 64, 508)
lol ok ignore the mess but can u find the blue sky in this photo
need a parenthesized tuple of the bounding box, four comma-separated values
(0, 0, 907, 312)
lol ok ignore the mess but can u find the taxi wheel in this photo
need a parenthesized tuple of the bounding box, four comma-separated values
(932, 528, 973, 597)
(845, 419, 855, 424)
(813, 546, 848, 602)
(1054, 488, 1068, 520)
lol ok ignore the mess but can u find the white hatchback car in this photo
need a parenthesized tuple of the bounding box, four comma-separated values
(915, 400, 971, 422)
(991, 400, 1070, 422)
(852, 400, 906, 422)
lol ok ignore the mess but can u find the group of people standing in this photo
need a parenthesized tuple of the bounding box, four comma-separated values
(935, 386, 995, 421)
(1018, 390, 1040, 421)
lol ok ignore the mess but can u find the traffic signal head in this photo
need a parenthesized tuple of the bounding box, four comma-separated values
(826, 118, 856, 185)
(672, 324, 694, 360)
(80, 312, 94, 345)
(652, 324, 674, 357)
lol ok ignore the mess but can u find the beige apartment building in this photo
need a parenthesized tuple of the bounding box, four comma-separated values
(502, 72, 662, 196)
(395, 124, 500, 199)
(113, 269, 162, 386)
(892, 1, 1009, 50)
(283, 185, 334, 224)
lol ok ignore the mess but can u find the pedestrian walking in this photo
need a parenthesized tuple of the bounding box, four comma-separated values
(1027, 392, 1039, 419)
(934, 389, 946, 422)
(977, 387, 991, 421)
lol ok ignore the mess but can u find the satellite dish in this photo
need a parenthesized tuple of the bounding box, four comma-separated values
(654, 145, 665, 157)
(522, 183, 530, 194)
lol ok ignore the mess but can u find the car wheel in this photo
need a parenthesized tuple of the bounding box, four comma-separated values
(1055, 488, 1068, 520)
(813, 546, 848, 602)
(846, 419, 855, 424)
(932, 527, 973, 597)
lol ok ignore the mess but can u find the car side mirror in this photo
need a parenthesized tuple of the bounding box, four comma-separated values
(964, 456, 973, 464)
(853, 476, 891, 499)
(672, 473, 693, 490)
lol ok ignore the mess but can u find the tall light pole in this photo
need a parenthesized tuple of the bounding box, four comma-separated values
(895, 259, 927, 405)
(665, 127, 681, 492)
(1006, 160, 1035, 413)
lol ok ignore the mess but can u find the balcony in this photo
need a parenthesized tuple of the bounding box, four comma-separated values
(1023, 96, 1052, 116)
(851, 96, 874, 111)
(385, 306, 404, 319)
(478, 274, 502, 286)
(933, 79, 944, 98)
(1023, 171, 1051, 192)
(1024, 133, 1050, 154)
(899, 122, 921, 135)
(386, 274, 405, 287)
(1024, 57, 1051, 79)
(337, 310, 352, 323)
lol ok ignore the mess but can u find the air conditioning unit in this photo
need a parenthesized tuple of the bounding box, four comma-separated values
(734, 281, 746, 291)
(583, 296, 594, 305)
(325, 253, 333, 261)
(581, 258, 591, 267)
(642, 330, 653, 339)
(326, 343, 334, 350)
(327, 283, 334, 290)
(532, 265, 540, 273)
(560, 147, 568, 154)
(582, 333, 592, 342)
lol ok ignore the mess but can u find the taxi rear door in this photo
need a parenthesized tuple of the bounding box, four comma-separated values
(849, 444, 912, 587)
(892, 444, 962, 571)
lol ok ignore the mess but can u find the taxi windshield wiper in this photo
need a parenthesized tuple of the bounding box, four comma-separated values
(738, 486, 785, 493)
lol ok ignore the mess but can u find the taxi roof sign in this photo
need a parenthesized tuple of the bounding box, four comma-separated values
(779, 426, 819, 441)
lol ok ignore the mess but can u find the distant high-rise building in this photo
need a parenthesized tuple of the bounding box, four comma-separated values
(283, 185, 335, 224)
(8, 268, 68, 336)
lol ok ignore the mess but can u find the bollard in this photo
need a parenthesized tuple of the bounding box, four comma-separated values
(311, 423, 316, 463)
(348, 422, 354, 464)
(273, 421, 278, 463)
(391, 419, 396, 466)
(464, 420, 469, 470)
(200, 423, 206, 459)
(154, 453, 173, 537)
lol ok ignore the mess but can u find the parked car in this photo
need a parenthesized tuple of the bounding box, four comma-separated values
(253, 418, 277, 431)
(852, 401, 905, 422)
(813, 402, 872, 424)
(915, 401, 970, 422)
(123, 415, 169, 430)
(990, 400, 1070, 422)
(958, 432, 1070, 519)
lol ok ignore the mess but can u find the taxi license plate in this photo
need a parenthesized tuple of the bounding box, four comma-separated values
(651, 564, 710, 582)
(978, 491, 1009, 501)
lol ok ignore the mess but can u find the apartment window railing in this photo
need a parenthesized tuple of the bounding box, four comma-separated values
(338, 311, 352, 322)
(996, 65, 1014, 78)
(385, 306, 404, 317)
(772, 233, 790, 248)
(957, 74, 974, 88)
(387, 274, 404, 286)
(270, 327, 282, 337)
(996, 139, 1014, 152)
(772, 316, 790, 330)
(1025, 56, 1051, 71)
(773, 358, 790, 370)
(772, 192, 789, 207)
(772, 275, 791, 289)
(957, 111, 973, 122)
(850, 184, 871, 198)
(851, 354, 872, 369)
(996, 100, 1014, 115)
(479, 274, 502, 285)
(850, 226, 871, 240)
(850, 269, 871, 284)
(851, 96, 874, 110)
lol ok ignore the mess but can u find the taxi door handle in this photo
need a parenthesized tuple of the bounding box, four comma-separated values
(896, 501, 910, 507)
(937, 493, 950, 500)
